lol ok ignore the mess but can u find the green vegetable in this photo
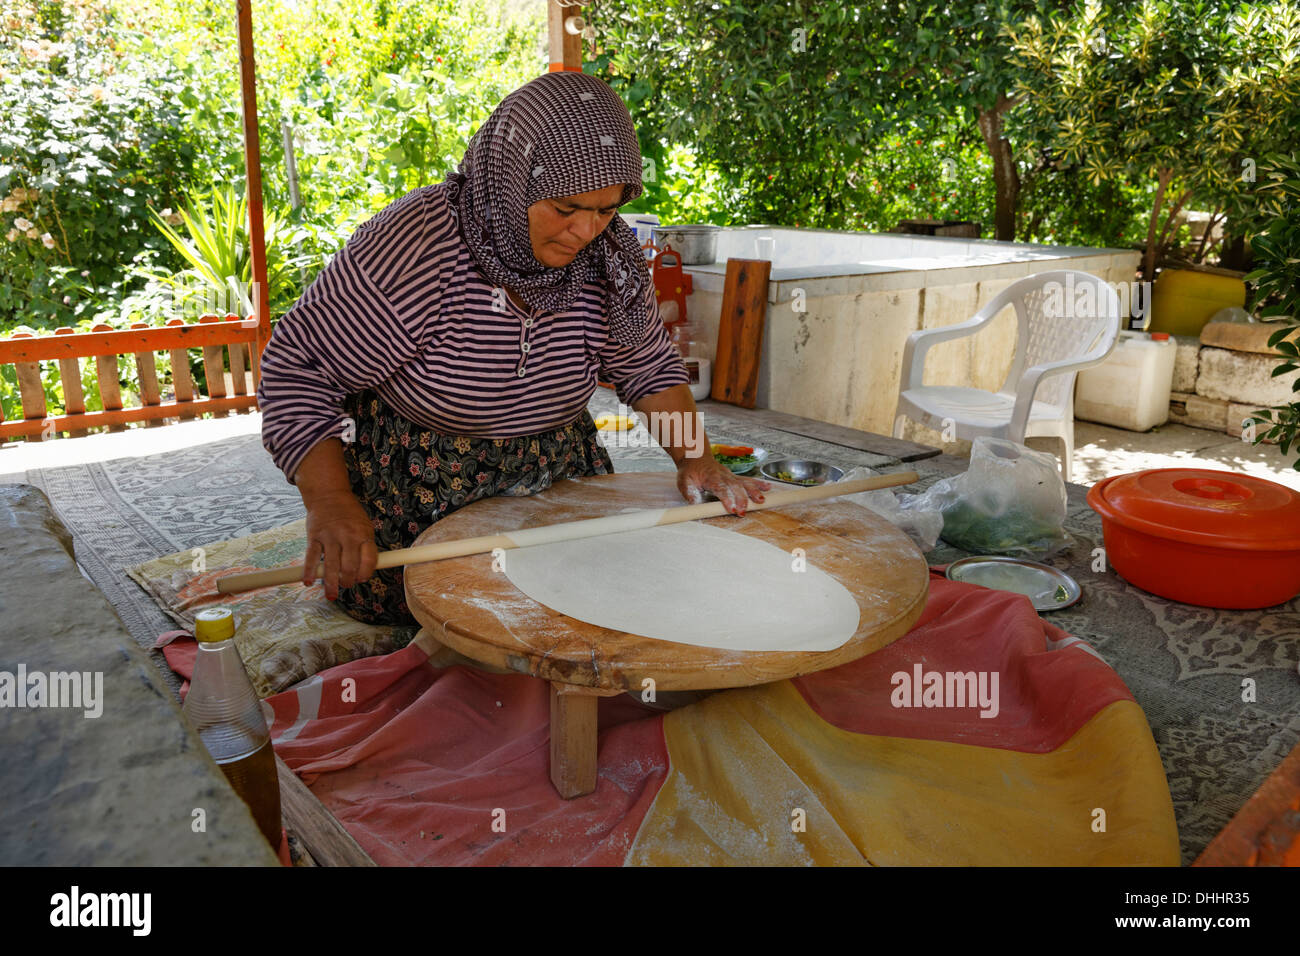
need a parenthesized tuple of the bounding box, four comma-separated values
(776, 470, 818, 485)
(939, 499, 1064, 556)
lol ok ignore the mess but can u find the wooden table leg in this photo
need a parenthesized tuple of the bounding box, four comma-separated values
(549, 682, 620, 799)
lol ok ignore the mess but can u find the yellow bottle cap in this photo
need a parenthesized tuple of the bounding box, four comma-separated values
(194, 607, 236, 643)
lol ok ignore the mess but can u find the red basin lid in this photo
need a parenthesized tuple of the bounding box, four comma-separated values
(1090, 468, 1300, 551)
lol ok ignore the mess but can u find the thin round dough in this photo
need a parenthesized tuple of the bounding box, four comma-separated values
(501, 520, 861, 652)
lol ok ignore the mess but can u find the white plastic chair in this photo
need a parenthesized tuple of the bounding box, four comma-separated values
(892, 270, 1123, 483)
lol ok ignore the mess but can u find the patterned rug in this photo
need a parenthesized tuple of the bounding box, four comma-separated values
(4, 390, 1297, 864)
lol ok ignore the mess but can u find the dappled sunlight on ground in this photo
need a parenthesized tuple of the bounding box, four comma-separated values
(1060, 420, 1300, 491)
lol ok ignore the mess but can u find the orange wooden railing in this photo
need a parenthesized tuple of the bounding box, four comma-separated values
(0, 315, 263, 442)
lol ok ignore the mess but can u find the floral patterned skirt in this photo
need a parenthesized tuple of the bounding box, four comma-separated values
(335, 388, 615, 626)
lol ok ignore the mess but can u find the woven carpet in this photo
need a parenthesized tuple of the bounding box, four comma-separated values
(3, 389, 1296, 864)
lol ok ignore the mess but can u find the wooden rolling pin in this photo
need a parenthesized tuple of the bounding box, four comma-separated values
(217, 470, 919, 594)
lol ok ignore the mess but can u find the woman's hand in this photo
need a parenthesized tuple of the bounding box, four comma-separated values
(677, 456, 771, 516)
(303, 491, 379, 600)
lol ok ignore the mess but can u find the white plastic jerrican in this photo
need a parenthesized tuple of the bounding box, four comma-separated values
(1074, 331, 1176, 431)
(685, 356, 711, 401)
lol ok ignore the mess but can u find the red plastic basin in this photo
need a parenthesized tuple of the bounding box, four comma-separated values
(1087, 468, 1300, 609)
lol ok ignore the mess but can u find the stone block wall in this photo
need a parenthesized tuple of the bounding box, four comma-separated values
(1167, 321, 1295, 442)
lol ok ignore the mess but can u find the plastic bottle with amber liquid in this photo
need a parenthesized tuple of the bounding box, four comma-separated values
(182, 607, 282, 847)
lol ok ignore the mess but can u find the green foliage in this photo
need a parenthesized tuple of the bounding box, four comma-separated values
(0, 0, 200, 331)
(138, 185, 310, 320)
(1243, 154, 1300, 468)
(1, 0, 544, 422)
(1005, 0, 1300, 276)
(128, 0, 546, 243)
(587, 2, 894, 227)
(1, 0, 545, 335)
(588, 1, 1054, 234)
(1016, 164, 1155, 248)
(587, 3, 1006, 231)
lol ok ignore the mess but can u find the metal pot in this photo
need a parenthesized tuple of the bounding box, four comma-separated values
(652, 224, 719, 265)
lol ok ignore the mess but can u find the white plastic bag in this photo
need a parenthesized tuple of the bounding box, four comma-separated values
(839, 466, 944, 553)
(910, 438, 1070, 558)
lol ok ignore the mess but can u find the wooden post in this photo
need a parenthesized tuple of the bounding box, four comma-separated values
(129, 322, 163, 427)
(53, 328, 89, 438)
(548, 681, 620, 798)
(199, 315, 228, 408)
(165, 318, 199, 422)
(9, 331, 45, 442)
(236, 0, 271, 386)
(547, 0, 585, 73)
(90, 323, 126, 433)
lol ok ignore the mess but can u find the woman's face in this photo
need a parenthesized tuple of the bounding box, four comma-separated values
(528, 184, 625, 267)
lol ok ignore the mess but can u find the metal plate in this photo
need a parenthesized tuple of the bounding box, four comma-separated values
(945, 556, 1082, 612)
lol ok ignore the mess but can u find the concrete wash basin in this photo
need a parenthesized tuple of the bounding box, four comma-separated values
(676, 226, 1141, 450)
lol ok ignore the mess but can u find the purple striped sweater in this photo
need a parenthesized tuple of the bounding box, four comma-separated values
(257, 183, 689, 485)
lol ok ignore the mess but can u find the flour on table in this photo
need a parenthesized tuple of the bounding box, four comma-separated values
(501, 521, 860, 652)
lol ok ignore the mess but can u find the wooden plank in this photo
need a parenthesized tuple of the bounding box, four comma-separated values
(550, 683, 604, 798)
(0, 321, 259, 362)
(53, 328, 89, 438)
(129, 322, 163, 428)
(697, 399, 942, 463)
(166, 318, 200, 421)
(90, 323, 126, 433)
(547, 0, 584, 72)
(1195, 741, 1300, 867)
(9, 332, 46, 443)
(0, 394, 258, 440)
(225, 316, 248, 396)
(710, 257, 771, 408)
(274, 753, 376, 867)
(199, 315, 228, 402)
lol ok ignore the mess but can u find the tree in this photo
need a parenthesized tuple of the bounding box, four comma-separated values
(587, 0, 1055, 239)
(1005, 0, 1300, 279)
(887, 0, 1056, 240)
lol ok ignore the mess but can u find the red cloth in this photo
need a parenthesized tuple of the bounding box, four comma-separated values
(154, 629, 196, 699)
(264, 645, 670, 866)
(162, 566, 1136, 865)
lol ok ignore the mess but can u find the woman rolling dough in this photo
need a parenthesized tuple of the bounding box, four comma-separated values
(257, 71, 768, 626)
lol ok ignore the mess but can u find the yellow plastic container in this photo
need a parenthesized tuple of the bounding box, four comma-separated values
(1148, 268, 1246, 337)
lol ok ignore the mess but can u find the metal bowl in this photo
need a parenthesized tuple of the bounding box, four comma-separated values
(652, 224, 719, 264)
(760, 458, 844, 486)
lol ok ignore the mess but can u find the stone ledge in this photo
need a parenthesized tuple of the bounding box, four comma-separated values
(1197, 348, 1299, 408)
(1200, 320, 1287, 356)
(0, 484, 279, 866)
(1169, 391, 1229, 432)
(1172, 334, 1200, 394)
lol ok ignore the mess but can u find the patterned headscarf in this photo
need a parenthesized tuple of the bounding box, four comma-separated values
(443, 72, 653, 346)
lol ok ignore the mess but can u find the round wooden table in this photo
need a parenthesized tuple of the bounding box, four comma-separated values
(405, 472, 930, 797)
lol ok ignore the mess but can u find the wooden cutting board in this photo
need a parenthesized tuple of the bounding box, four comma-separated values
(710, 257, 771, 408)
